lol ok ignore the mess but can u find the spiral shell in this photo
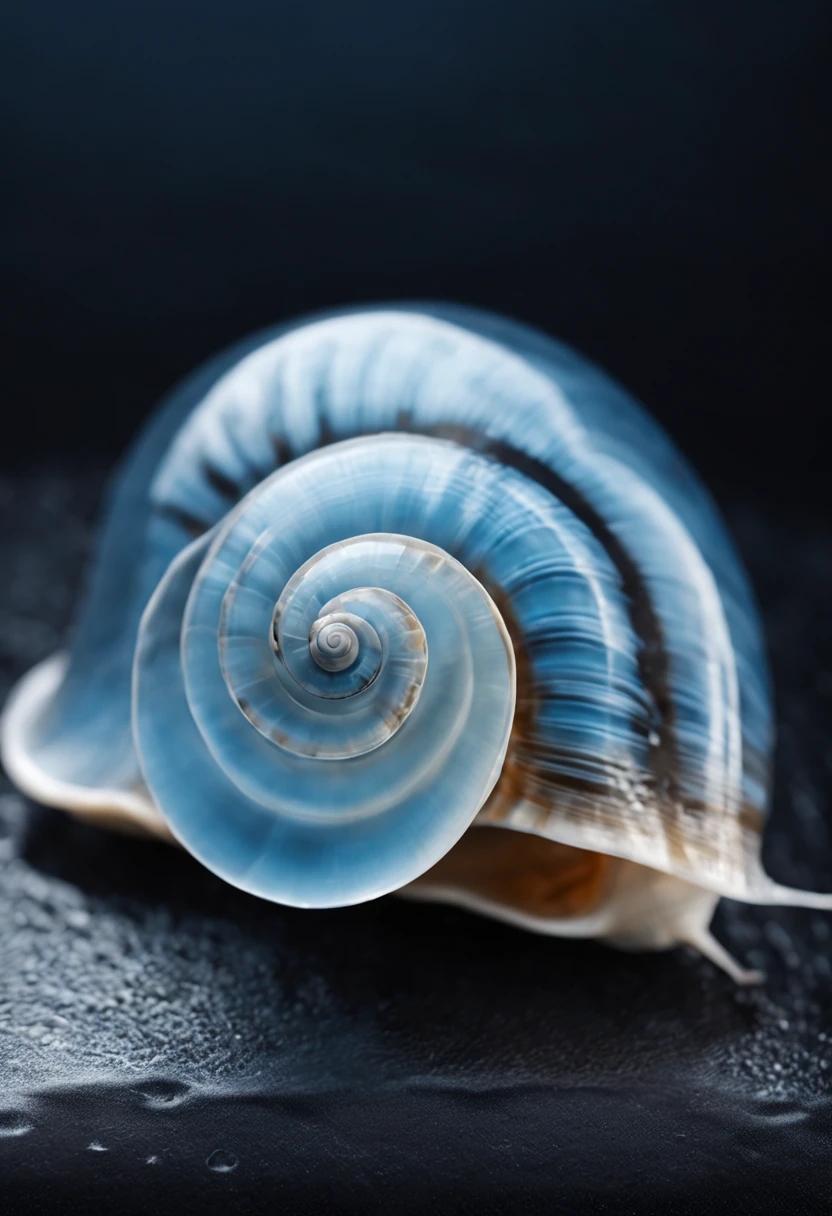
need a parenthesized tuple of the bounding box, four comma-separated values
(3, 303, 829, 980)
(136, 465, 516, 906)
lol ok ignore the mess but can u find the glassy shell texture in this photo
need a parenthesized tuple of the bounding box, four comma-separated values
(3, 304, 829, 961)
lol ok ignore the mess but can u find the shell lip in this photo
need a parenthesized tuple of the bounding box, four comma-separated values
(0, 652, 171, 839)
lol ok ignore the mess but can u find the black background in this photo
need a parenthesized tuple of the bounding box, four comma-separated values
(2, 0, 829, 511)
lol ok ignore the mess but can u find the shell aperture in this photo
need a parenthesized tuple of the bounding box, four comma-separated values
(2, 304, 829, 978)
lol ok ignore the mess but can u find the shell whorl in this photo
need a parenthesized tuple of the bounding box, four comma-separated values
(134, 439, 518, 905)
(219, 537, 432, 760)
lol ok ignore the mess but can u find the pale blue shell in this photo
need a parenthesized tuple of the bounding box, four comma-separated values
(5, 304, 791, 909)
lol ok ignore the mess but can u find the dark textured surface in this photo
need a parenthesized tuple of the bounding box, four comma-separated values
(1, 470, 831, 1211)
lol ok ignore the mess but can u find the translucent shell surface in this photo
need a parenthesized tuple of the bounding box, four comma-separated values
(3, 304, 829, 975)
(136, 464, 516, 905)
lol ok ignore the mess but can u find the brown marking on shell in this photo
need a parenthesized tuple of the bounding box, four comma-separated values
(318, 413, 338, 447)
(474, 573, 542, 814)
(393, 410, 679, 801)
(738, 804, 765, 835)
(411, 828, 611, 920)
(481, 725, 766, 881)
(202, 462, 240, 502)
(271, 435, 293, 467)
(154, 503, 211, 538)
(404, 617, 427, 651)
(234, 691, 293, 751)
(381, 671, 424, 736)
(471, 568, 765, 890)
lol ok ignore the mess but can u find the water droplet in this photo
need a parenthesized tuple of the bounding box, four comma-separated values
(778, 1019, 790, 1031)
(207, 1149, 239, 1173)
(146, 1155, 160, 1165)
(135, 1079, 190, 1109)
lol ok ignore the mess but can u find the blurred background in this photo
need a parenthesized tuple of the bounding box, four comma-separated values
(2, 0, 829, 510)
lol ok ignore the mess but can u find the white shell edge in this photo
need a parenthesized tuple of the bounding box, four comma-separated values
(0, 652, 172, 841)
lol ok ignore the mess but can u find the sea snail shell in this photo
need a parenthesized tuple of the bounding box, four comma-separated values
(3, 304, 830, 982)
